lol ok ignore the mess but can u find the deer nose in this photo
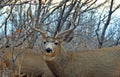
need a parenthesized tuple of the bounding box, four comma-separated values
(45, 48, 52, 53)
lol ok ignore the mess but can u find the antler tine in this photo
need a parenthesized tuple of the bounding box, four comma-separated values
(32, 24, 47, 38)
(55, 20, 76, 38)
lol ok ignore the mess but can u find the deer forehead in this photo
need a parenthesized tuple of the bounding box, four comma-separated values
(46, 43, 54, 48)
(44, 36, 61, 43)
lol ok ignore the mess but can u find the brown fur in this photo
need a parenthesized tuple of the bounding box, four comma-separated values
(0, 47, 55, 77)
(43, 37, 120, 77)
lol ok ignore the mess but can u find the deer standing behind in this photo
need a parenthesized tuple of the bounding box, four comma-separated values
(33, 22, 120, 77)
(0, 47, 55, 77)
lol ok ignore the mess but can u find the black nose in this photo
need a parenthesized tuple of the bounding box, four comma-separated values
(45, 48, 52, 53)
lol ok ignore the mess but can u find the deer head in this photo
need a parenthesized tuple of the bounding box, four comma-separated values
(33, 21, 76, 61)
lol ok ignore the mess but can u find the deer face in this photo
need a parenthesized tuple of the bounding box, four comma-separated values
(43, 36, 61, 61)
(32, 21, 76, 61)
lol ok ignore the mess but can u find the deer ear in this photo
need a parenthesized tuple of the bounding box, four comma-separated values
(62, 32, 74, 43)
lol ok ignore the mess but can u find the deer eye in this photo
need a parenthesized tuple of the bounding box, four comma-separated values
(54, 42, 58, 45)
(43, 41, 46, 44)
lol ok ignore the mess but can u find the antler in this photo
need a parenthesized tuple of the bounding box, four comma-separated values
(32, 24, 47, 38)
(55, 20, 76, 39)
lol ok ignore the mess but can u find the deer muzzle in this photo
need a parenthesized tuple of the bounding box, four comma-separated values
(46, 48, 52, 53)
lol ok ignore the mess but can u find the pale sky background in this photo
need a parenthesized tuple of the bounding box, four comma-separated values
(1, 0, 120, 19)
(0, 0, 120, 35)
(52, 0, 120, 19)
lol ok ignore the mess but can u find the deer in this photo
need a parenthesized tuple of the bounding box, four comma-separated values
(33, 22, 120, 77)
(0, 47, 55, 77)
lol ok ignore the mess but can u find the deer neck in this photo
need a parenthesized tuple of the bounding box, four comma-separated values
(45, 45, 69, 77)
